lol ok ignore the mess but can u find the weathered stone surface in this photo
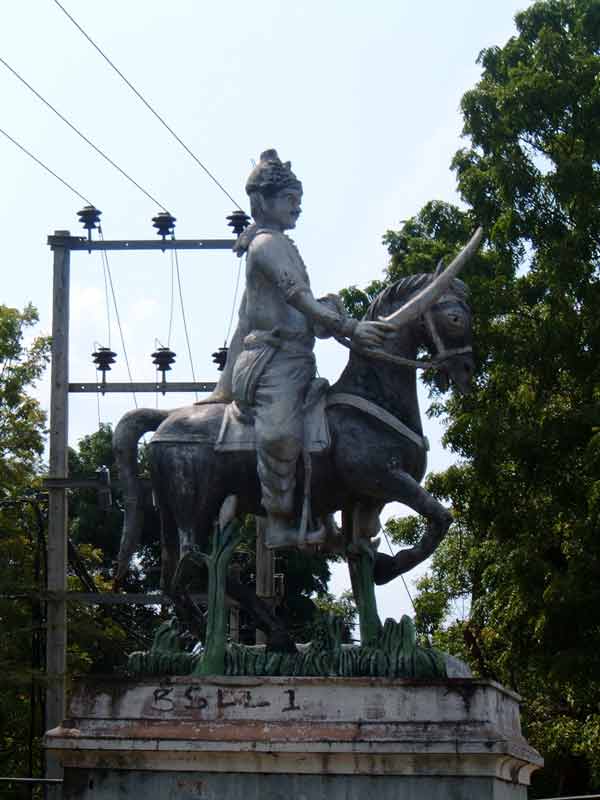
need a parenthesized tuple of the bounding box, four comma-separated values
(63, 769, 528, 800)
(47, 676, 542, 798)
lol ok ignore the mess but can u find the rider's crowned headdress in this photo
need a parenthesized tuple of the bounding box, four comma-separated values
(245, 149, 302, 196)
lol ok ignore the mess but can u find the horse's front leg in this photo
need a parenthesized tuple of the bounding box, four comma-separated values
(372, 469, 452, 585)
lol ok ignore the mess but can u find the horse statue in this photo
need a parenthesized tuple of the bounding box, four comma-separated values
(113, 229, 480, 656)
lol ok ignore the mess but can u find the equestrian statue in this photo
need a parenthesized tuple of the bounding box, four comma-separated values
(114, 150, 481, 676)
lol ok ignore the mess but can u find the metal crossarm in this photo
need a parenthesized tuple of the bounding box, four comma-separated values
(48, 234, 235, 251)
(69, 381, 216, 393)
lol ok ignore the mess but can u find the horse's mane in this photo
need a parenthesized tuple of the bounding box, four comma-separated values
(364, 275, 469, 321)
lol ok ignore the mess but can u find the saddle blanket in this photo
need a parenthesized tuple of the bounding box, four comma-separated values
(214, 382, 331, 454)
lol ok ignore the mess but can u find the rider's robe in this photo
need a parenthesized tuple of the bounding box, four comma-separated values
(231, 226, 317, 516)
(207, 223, 352, 522)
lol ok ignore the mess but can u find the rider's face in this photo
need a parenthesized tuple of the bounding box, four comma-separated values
(261, 188, 303, 231)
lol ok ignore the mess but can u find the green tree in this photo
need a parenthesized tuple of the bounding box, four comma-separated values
(345, 2, 600, 794)
(66, 426, 162, 673)
(0, 305, 48, 492)
(68, 424, 161, 588)
(449, 4, 600, 792)
(0, 305, 49, 793)
(314, 590, 358, 644)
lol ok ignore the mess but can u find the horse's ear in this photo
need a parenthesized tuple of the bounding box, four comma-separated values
(435, 258, 444, 276)
(378, 227, 482, 327)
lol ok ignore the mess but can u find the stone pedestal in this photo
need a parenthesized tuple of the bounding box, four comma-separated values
(46, 676, 542, 799)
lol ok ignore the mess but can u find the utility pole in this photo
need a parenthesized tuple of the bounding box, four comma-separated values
(255, 518, 274, 645)
(46, 232, 70, 797)
(44, 225, 266, 796)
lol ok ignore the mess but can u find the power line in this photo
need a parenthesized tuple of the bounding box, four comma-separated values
(383, 528, 416, 613)
(173, 249, 198, 401)
(94, 253, 113, 426)
(0, 54, 168, 211)
(400, 572, 416, 612)
(94, 361, 102, 427)
(224, 255, 243, 345)
(52, 0, 243, 210)
(100, 258, 112, 348)
(0, 125, 92, 205)
(98, 229, 138, 408)
(167, 251, 176, 347)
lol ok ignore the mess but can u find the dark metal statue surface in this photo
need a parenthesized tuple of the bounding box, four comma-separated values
(113, 150, 480, 677)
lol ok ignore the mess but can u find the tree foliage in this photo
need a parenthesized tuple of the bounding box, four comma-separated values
(348, 2, 600, 794)
(68, 424, 161, 590)
(66, 426, 165, 674)
(0, 304, 48, 493)
(450, 6, 600, 791)
(0, 305, 49, 791)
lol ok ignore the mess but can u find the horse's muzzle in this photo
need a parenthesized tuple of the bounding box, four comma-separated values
(440, 353, 475, 395)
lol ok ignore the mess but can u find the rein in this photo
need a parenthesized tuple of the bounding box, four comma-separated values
(334, 302, 472, 369)
(334, 334, 472, 371)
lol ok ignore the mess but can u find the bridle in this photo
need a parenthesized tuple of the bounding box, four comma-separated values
(335, 304, 472, 372)
(420, 307, 473, 368)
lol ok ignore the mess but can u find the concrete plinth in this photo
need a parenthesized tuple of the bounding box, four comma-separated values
(46, 676, 542, 799)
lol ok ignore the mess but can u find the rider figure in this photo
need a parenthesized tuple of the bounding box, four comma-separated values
(204, 150, 389, 548)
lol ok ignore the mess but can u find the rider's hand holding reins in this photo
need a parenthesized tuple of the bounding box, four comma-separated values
(352, 320, 394, 351)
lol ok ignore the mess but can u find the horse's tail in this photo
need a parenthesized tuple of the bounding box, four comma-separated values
(113, 408, 170, 587)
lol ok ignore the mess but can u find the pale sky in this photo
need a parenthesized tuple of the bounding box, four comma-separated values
(2, 1, 528, 625)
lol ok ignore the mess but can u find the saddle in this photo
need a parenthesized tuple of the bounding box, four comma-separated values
(214, 378, 331, 454)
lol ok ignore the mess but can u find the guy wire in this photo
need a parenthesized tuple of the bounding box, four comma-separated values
(52, 0, 243, 210)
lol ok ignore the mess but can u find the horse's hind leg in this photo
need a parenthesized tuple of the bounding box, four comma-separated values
(371, 470, 452, 585)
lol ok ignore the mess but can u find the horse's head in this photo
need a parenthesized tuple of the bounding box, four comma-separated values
(365, 276, 474, 393)
(418, 280, 474, 394)
(365, 229, 480, 395)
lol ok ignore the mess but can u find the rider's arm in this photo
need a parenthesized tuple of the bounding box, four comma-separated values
(254, 233, 390, 347)
(287, 283, 393, 350)
(253, 233, 357, 337)
(288, 289, 357, 338)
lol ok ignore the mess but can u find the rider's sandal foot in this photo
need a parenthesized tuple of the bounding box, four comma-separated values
(265, 521, 301, 549)
(265, 518, 327, 549)
(303, 524, 327, 547)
